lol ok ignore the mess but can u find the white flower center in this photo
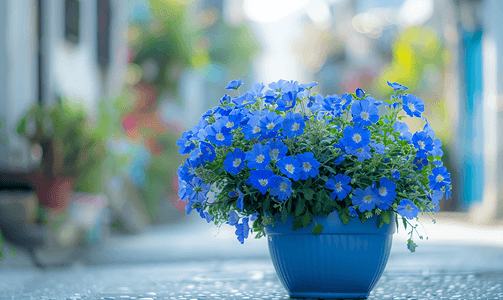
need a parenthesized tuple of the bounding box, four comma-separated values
(353, 133, 362, 143)
(256, 154, 265, 164)
(287, 100, 293, 106)
(233, 158, 242, 168)
(291, 122, 300, 131)
(436, 174, 444, 183)
(242, 99, 248, 104)
(363, 195, 373, 203)
(361, 111, 370, 121)
(216, 133, 225, 141)
(226, 121, 234, 128)
(253, 126, 261, 134)
(379, 187, 387, 197)
(302, 162, 312, 172)
(406, 205, 412, 211)
(408, 103, 416, 112)
(259, 179, 268, 186)
(286, 164, 295, 174)
(418, 141, 425, 150)
(185, 141, 191, 146)
(270, 149, 279, 160)
(280, 182, 288, 192)
(335, 182, 342, 192)
(267, 122, 275, 130)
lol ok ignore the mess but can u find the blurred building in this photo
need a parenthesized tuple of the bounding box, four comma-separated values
(0, 0, 129, 180)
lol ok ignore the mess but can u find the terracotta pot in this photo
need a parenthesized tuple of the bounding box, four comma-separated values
(30, 174, 74, 212)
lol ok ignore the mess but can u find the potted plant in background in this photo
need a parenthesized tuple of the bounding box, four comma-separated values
(16, 96, 105, 213)
(176, 79, 452, 298)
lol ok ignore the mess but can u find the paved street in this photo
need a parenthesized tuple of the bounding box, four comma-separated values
(0, 213, 502, 299)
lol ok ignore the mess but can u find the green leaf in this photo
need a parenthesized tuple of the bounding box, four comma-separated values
(402, 217, 408, 230)
(339, 211, 351, 225)
(381, 211, 391, 224)
(302, 189, 314, 201)
(379, 218, 384, 229)
(281, 205, 288, 224)
(301, 211, 312, 228)
(312, 222, 324, 235)
(324, 165, 337, 175)
(294, 198, 306, 217)
(312, 200, 322, 216)
(360, 213, 367, 223)
(427, 155, 434, 162)
(262, 195, 271, 215)
(287, 198, 293, 214)
(292, 218, 303, 231)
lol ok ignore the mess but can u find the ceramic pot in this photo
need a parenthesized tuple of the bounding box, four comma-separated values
(30, 173, 74, 212)
(265, 211, 395, 299)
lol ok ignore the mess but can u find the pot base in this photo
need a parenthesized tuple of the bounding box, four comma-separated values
(290, 291, 368, 299)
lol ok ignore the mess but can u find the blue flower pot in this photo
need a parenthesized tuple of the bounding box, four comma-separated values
(265, 212, 395, 299)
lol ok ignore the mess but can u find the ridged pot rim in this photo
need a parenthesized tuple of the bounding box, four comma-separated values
(264, 211, 396, 236)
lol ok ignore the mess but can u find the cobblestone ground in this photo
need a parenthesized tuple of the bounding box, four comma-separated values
(0, 259, 502, 299)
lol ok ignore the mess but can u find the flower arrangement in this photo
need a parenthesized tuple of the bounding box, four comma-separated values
(176, 79, 452, 251)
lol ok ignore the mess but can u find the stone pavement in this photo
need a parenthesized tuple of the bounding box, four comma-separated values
(0, 213, 502, 299)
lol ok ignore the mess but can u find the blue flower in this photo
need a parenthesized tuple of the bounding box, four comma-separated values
(198, 141, 216, 164)
(397, 199, 420, 220)
(220, 94, 231, 105)
(412, 131, 434, 157)
(428, 166, 451, 191)
(321, 95, 343, 117)
(176, 132, 195, 155)
(268, 79, 286, 91)
(387, 81, 408, 91)
(334, 155, 345, 165)
(224, 148, 246, 175)
(196, 207, 213, 223)
(375, 177, 396, 210)
(228, 211, 239, 225)
(299, 81, 318, 89)
(413, 157, 429, 171)
(392, 121, 412, 143)
(269, 176, 293, 201)
(347, 145, 372, 162)
(264, 89, 279, 105)
(218, 109, 243, 130)
(352, 187, 379, 212)
(342, 122, 371, 150)
(370, 142, 385, 155)
(282, 111, 305, 139)
(429, 190, 443, 206)
(281, 80, 299, 94)
(246, 169, 277, 194)
(349, 206, 358, 217)
(186, 177, 210, 204)
(402, 94, 425, 118)
(391, 169, 400, 180)
(248, 82, 264, 98)
(179, 158, 198, 182)
(245, 143, 271, 170)
(276, 91, 297, 111)
(351, 99, 379, 126)
(241, 115, 262, 140)
(266, 139, 288, 161)
(259, 111, 284, 138)
(341, 93, 353, 110)
(232, 93, 256, 108)
(205, 123, 233, 146)
(431, 138, 444, 157)
(229, 188, 244, 210)
(225, 78, 243, 90)
(355, 88, 365, 98)
(177, 176, 188, 201)
(296, 152, 321, 180)
(276, 155, 302, 181)
(308, 94, 323, 112)
(235, 217, 250, 244)
(325, 174, 352, 200)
